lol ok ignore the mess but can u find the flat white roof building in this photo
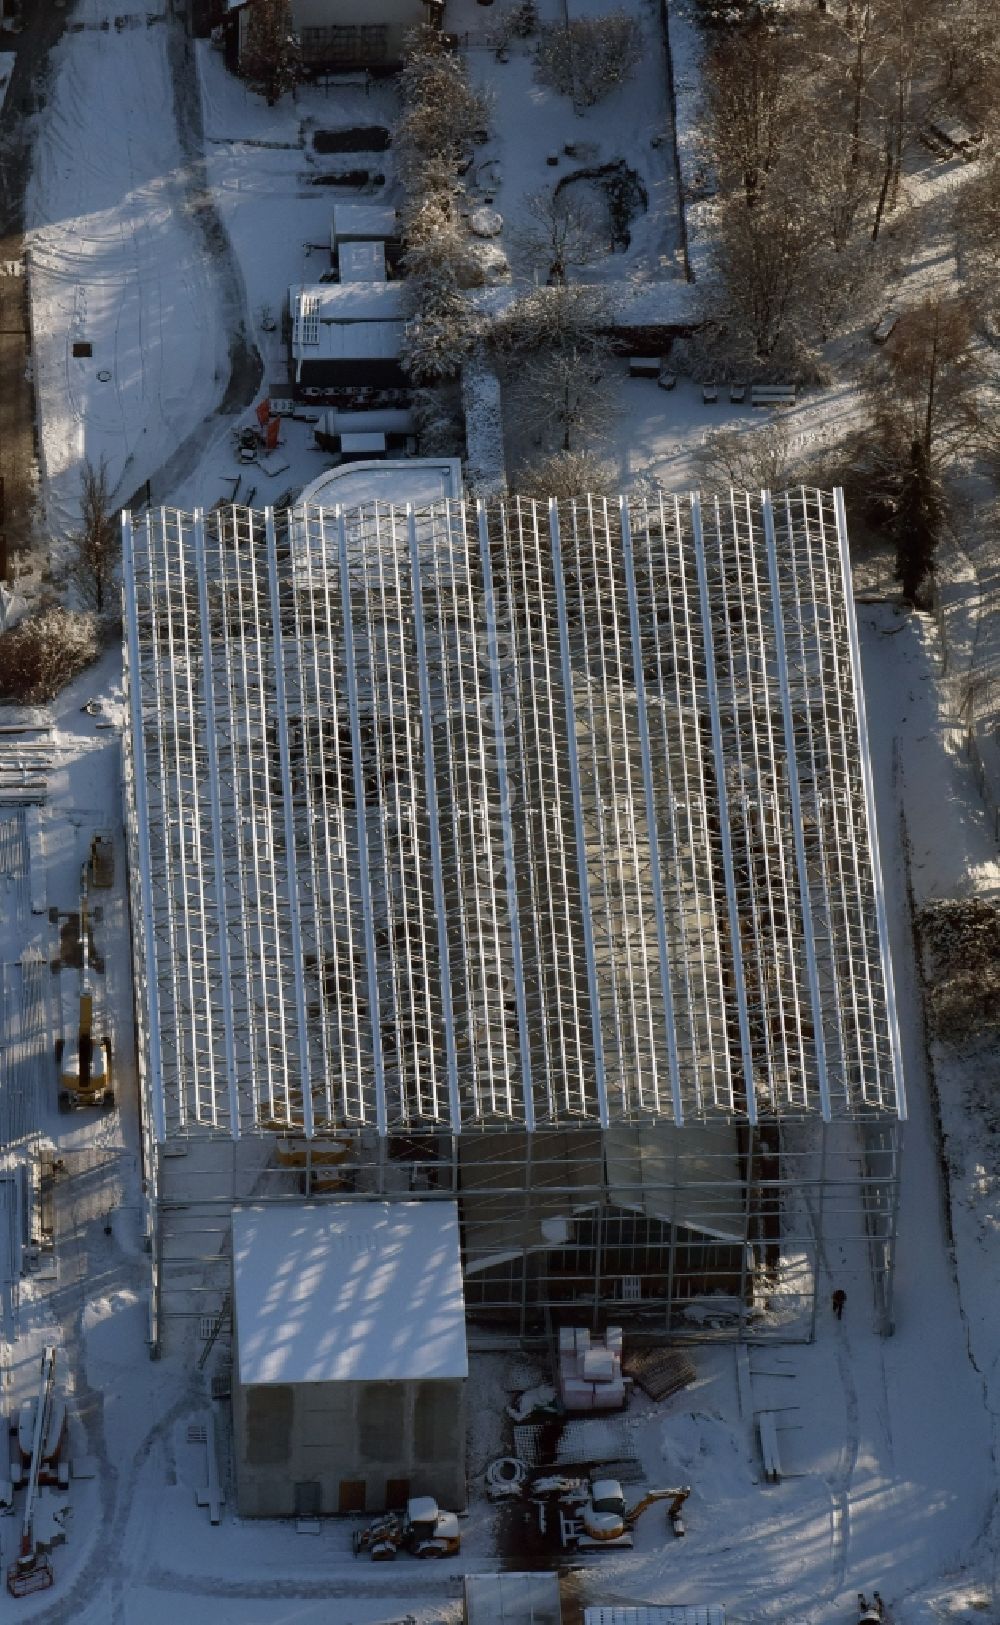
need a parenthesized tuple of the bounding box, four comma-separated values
(289, 282, 406, 383)
(332, 203, 399, 246)
(231, 1200, 468, 1516)
(232, 1201, 467, 1386)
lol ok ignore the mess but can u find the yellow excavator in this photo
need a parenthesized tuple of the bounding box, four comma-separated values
(56, 868, 113, 1112)
(559, 1480, 691, 1550)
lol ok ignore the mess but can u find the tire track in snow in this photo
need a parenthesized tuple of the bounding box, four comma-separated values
(826, 1320, 861, 1598)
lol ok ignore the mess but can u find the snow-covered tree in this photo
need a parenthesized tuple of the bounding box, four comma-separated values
(241, 0, 301, 106)
(402, 275, 478, 384)
(489, 283, 612, 359)
(402, 195, 486, 289)
(534, 10, 643, 108)
(395, 27, 489, 181)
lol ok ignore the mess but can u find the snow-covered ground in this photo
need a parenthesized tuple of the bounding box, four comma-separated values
(27, 1, 233, 548)
(450, 0, 683, 287)
(6, 2, 1000, 1621)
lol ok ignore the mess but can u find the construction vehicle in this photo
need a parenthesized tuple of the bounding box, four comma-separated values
(558, 1479, 690, 1551)
(6, 1347, 60, 1597)
(88, 831, 114, 890)
(858, 1596, 885, 1625)
(56, 867, 113, 1111)
(353, 1496, 461, 1560)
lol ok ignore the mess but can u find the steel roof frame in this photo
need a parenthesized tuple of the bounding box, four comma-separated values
(122, 491, 904, 1142)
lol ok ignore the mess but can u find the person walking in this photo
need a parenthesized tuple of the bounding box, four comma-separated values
(832, 1287, 846, 1320)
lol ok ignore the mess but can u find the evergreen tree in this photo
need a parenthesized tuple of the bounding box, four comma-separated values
(242, 0, 301, 107)
(895, 439, 942, 607)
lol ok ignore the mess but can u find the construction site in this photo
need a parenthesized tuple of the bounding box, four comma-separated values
(121, 489, 904, 1355)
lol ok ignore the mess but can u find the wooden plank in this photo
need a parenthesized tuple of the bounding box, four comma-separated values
(758, 1411, 782, 1483)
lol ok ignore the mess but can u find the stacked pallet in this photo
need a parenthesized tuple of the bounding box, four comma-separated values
(0, 725, 51, 803)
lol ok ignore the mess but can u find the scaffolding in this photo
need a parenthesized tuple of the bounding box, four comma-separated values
(122, 490, 904, 1347)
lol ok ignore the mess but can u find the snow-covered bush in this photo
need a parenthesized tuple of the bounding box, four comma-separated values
(514, 449, 616, 502)
(534, 11, 642, 108)
(0, 607, 99, 703)
(412, 386, 466, 458)
(402, 276, 479, 384)
(488, 283, 611, 359)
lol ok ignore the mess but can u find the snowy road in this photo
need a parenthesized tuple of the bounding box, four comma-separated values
(26, 0, 254, 546)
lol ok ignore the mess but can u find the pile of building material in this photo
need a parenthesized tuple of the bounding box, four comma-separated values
(514, 1416, 638, 1471)
(558, 1328, 626, 1413)
(622, 1347, 696, 1403)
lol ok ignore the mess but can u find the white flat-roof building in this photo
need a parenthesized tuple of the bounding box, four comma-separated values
(289, 282, 407, 388)
(466, 1575, 562, 1625)
(338, 240, 387, 283)
(232, 1200, 467, 1516)
(332, 203, 399, 248)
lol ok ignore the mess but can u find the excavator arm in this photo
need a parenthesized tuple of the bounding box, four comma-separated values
(624, 1486, 691, 1527)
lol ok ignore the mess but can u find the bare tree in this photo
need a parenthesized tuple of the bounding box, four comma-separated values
(510, 189, 605, 284)
(514, 448, 617, 501)
(74, 457, 118, 616)
(534, 10, 642, 108)
(713, 187, 819, 358)
(698, 418, 799, 496)
(510, 340, 607, 453)
(705, 17, 804, 208)
(241, 0, 301, 106)
(863, 296, 978, 471)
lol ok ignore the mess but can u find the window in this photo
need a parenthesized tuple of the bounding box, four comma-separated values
(245, 1384, 293, 1466)
(300, 26, 388, 65)
(359, 1382, 406, 1463)
(295, 1480, 322, 1517)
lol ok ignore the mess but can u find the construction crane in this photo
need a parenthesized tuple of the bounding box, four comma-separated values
(6, 1347, 59, 1597)
(559, 1480, 691, 1550)
(57, 866, 113, 1112)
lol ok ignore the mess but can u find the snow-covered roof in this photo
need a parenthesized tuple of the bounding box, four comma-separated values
(123, 492, 904, 1143)
(232, 1200, 467, 1387)
(338, 240, 387, 284)
(586, 1611, 726, 1625)
(332, 203, 399, 244)
(290, 281, 404, 326)
(299, 457, 461, 509)
(466, 1574, 562, 1625)
(289, 283, 405, 366)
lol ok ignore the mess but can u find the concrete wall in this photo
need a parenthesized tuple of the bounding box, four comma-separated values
(234, 1373, 467, 1517)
